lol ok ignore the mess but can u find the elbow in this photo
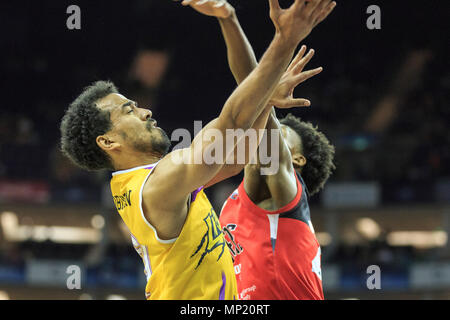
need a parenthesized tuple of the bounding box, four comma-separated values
(222, 108, 253, 131)
(221, 93, 257, 130)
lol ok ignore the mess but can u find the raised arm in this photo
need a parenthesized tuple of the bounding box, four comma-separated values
(205, 46, 324, 188)
(143, 0, 335, 239)
(181, 1, 335, 187)
(182, 0, 265, 188)
(244, 47, 324, 209)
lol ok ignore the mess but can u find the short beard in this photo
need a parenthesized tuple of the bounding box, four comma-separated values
(132, 127, 171, 157)
(151, 128, 171, 156)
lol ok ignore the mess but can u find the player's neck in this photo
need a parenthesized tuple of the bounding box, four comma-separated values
(113, 153, 162, 171)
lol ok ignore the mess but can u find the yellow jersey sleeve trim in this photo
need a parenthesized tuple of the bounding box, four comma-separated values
(112, 162, 158, 176)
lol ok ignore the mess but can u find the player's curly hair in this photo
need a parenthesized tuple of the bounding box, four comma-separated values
(60, 80, 118, 171)
(280, 113, 336, 196)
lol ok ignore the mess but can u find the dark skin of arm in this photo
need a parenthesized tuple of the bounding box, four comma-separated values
(204, 1, 334, 191)
(244, 111, 298, 210)
(203, 1, 335, 211)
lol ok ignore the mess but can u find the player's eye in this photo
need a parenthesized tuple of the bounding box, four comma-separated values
(127, 109, 134, 114)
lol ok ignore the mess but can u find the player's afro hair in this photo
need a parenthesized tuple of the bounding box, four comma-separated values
(280, 113, 336, 196)
(60, 80, 118, 171)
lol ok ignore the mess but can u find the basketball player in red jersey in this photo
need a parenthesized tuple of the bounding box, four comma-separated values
(185, 0, 337, 300)
(220, 106, 336, 300)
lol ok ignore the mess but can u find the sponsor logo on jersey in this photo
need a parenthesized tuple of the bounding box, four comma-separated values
(223, 223, 243, 263)
(191, 208, 226, 269)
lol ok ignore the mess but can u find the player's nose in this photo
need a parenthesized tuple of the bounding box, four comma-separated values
(141, 109, 152, 121)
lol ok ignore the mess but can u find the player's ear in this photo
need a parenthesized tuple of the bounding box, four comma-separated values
(292, 153, 306, 169)
(96, 134, 121, 153)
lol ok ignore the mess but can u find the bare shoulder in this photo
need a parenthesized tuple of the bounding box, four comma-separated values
(265, 165, 298, 208)
(141, 151, 191, 239)
(142, 149, 190, 213)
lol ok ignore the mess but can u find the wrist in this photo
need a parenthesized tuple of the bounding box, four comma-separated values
(218, 5, 236, 21)
(272, 32, 298, 52)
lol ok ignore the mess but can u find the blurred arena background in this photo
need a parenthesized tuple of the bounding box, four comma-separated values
(0, 0, 449, 300)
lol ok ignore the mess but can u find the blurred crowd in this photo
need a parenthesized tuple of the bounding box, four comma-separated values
(1, 44, 448, 204)
(0, 238, 429, 290)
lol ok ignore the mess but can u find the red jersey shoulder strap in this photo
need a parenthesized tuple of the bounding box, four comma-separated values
(238, 170, 303, 215)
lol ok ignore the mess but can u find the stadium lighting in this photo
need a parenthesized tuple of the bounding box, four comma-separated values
(48, 226, 102, 243)
(33, 226, 51, 242)
(79, 293, 93, 300)
(1, 211, 101, 244)
(106, 294, 127, 300)
(91, 214, 105, 229)
(0, 291, 9, 300)
(316, 232, 332, 246)
(387, 231, 448, 249)
(1, 211, 20, 241)
(356, 217, 381, 240)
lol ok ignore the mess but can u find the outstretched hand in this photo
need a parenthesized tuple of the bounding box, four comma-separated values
(269, 0, 336, 46)
(269, 45, 322, 109)
(181, 0, 234, 19)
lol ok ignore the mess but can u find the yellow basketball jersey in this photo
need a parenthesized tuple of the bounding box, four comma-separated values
(110, 162, 238, 300)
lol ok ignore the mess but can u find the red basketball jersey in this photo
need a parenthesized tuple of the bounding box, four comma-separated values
(219, 172, 324, 300)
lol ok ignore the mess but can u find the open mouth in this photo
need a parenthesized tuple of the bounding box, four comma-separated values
(147, 119, 157, 129)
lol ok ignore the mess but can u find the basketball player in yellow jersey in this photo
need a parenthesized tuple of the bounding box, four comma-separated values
(60, 0, 335, 299)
